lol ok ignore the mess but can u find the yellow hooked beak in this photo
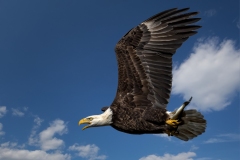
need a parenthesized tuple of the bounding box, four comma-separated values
(78, 118, 91, 130)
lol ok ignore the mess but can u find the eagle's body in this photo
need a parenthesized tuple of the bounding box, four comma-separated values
(110, 104, 168, 134)
(79, 8, 206, 141)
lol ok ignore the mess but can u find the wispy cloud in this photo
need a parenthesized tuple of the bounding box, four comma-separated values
(69, 144, 107, 160)
(189, 145, 199, 151)
(34, 116, 44, 126)
(28, 116, 44, 146)
(139, 152, 196, 160)
(237, 21, 240, 29)
(204, 138, 226, 144)
(154, 133, 171, 141)
(204, 133, 240, 144)
(204, 9, 217, 17)
(0, 106, 7, 118)
(0, 123, 5, 136)
(173, 37, 240, 111)
(11, 108, 25, 117)
(219, 133, 240, 140)
(196, 158, 213, 160)
(0, 142, 25, 149)
(23, 106, 28, 111)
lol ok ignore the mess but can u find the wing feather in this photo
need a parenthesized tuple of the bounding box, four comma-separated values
(111, 8, 201, 109)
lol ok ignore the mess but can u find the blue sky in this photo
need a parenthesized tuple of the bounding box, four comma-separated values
(0, 0, 239, 160)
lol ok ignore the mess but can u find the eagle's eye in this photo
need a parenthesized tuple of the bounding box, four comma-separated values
(87, 117, 93, 121)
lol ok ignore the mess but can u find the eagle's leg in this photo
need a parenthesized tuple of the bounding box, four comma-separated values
(165, 97, 192, 136)
(165, 129, 179, 136)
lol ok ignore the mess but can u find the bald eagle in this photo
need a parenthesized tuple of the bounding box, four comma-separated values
(79, 8, 206, 141)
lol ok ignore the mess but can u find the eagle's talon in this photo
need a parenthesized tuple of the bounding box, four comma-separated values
(166, 119, 181, 128)
(165, 119, 181, 136)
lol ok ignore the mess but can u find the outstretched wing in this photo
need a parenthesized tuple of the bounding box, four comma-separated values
(111, 8, 201, 109)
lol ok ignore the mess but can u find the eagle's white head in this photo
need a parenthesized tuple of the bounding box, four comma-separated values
(78, 108, 113, 130)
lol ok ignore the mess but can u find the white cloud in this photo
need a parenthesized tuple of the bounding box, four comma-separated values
(28, 119, 68, 151)
(204, 9, 216, 17)
(0, 123, 5, 136)
(11, 108, 24, 117)
(204, 133, 240, 144)
(0, 143, 71, 160)
(173, 38, 240, 111)
(28, 116, 44, 146)
(0, 119, 70, 160)
(139, 152, 196, 160)
(154, 134, 171, 141)
(39, 119, 68, 151)
(69, 144, 107, 160)
(0, 106, 7, 118)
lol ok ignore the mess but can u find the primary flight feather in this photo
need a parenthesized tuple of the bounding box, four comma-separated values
(79, 8, 206, 141)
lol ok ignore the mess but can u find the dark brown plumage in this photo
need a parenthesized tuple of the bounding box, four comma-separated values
(107, 8, 206, 140)
(80, 8, 206, 141)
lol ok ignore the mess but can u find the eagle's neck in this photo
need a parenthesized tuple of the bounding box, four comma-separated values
(100, 108, 113, 125)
